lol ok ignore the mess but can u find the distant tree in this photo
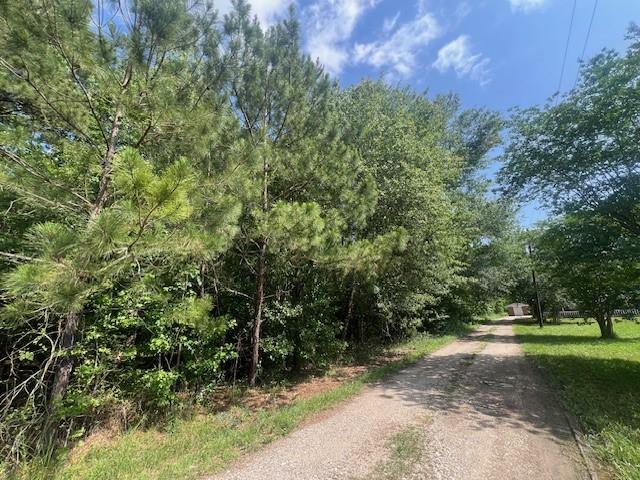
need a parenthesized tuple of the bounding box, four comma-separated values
(508, 246, 571, 324)
(447, 189, 529, 319)
(500, 25, 640, 236)
(534, 215, 640, 337)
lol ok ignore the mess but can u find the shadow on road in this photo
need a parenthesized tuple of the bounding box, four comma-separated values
(374, 321, 576, 447)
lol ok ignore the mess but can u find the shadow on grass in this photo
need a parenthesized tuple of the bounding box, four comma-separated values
(523, 353, 640, 430)
(512, 318, 640, 344)
(515, 321, 640, 478)
(460, 329, 638, 347)
(515, 334, 639, 345)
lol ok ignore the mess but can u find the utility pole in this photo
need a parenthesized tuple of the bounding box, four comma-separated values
(528, 243, 544, 328)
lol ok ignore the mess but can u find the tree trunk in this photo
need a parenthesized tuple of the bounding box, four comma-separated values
(50, 311, 79, 404)
(596, 313, 614, 338)
(342, 281, 356, 341)
(94, 105, 123, 213)
(249, 151, 269, 387)
(249, 240, 267, 386)
(232, 334, 242, 387)
(199, 262, 208, 298)
(51, 101, 124, 403)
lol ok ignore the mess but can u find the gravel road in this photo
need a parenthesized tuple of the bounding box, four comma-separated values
(208, 320, 593, 480)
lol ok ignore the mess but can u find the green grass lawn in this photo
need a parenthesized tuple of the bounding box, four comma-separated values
(476, 311, 507, 323)
(514, 319, 640, 479)
(12, 330, 466, 480)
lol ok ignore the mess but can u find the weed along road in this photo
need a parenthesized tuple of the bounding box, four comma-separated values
(209, 320, 592, 480)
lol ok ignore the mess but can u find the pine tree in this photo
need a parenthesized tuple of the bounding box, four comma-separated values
(222, 1, 381, 384)
(0, 0, 238, 453)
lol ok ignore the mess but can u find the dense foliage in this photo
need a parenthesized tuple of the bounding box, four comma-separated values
(0, 0, 516, 467)
(531, 216, 640, 337)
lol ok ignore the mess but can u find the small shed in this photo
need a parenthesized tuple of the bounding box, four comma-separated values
(506, 303, 530, 316)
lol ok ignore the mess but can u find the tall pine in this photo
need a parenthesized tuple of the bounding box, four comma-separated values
(222, 1, 381, 384)
(0, 0, 237, 448)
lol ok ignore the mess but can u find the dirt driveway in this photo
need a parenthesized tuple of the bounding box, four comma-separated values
(208, 320, 593, 480)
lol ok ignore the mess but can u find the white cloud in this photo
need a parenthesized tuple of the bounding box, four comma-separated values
(251, 0, 292, 25)
(382, 12, 400, 33)
(216, 0, 292, 26)
(455, 1, 472, 20)
(509, 0, 547, 13)
(304, 0, 379, 75)
(433, 35, 490, 85)
(353, 12, 442, 78)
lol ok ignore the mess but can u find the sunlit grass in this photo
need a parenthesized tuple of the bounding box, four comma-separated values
(514, 319, 640, 479)
(479, 311, 508, 322)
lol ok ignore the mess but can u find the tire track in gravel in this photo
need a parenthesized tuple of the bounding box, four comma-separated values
(415, 321, 592, 480)
(207, 321, 592, 480)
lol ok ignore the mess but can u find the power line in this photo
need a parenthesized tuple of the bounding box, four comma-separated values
(573, 0, 599, 89)
(556, 0, 578, 97)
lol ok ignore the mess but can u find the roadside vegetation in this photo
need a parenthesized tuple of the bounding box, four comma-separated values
(514, 319, 640, 479)
(8, 330, 464, 480)
(500, 26, 640, 338)
(0, 0, 518, 474)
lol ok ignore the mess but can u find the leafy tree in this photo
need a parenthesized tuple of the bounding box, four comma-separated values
(534, 215, 640, 337)
(507, 234, 570, 324)
(500, 25, 640, 335)
(500, 25, 640, 236)
(338, 81, 502, 334)
(445, 187, 528, 319)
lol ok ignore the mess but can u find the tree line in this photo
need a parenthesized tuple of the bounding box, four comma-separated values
(0, 0, 514, 465)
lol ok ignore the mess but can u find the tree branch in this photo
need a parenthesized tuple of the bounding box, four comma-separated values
(0, 56, 100, 152)
(1, 147, 93, 209)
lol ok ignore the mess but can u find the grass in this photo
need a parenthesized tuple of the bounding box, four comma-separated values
(354, 420, 428, 480)
(478, 311, 507, 322)
(513, 319, 640, 479)
(14, 329, 467, 480)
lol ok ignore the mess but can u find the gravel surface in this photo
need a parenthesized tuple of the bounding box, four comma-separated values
(207, 321, 591, 480)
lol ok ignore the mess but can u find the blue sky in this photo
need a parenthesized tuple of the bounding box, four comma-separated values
(219, 0, 640, 226)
